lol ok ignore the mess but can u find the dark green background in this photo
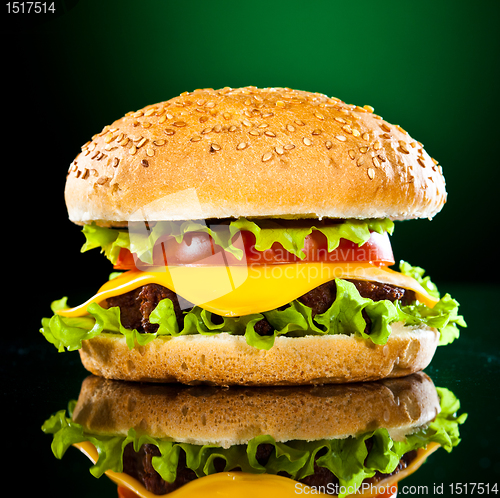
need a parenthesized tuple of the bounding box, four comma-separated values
(3, 1, 499, 497)
(5, 0, 500, 286)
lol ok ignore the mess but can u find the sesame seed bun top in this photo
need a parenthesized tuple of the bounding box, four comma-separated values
(65, 87, 447, 226)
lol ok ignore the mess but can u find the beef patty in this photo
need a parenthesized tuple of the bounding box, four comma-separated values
(105, 279, 415, 336)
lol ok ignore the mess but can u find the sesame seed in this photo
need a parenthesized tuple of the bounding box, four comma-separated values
(352, 129, 361, 137)
(141, 159, 149, 167)
(312, 129, 322, 135)
(367, 168, 375, 179)
(335, 135, 347, 142)
(112, 158, 120, 167)
(129, 145, 137, 155)
(82, 168, 89, 179)
(223, 112, 231, 120)
(275, 146, 284, 155)
(418, 158, 426, 167)
(262, 151, 273, 161)
(284, 144, 295, 150)
(237, 142, 248, 150)
(373, 141, 382, 150)
(158, 115, 167, 124)
(173, 121, 187, 127)
(137, 137, 148, 148)
(372, 156, 381, 168)
(142, 122, 152, 129)
(380, 123, 391, 132)
(295, 119, 305, 126)
(262, 112, 274, 118)
(363, 105, 375, 113)
(249, 130, 260, 136)
(348, 150, 356, 160)
(199, 116, 209, 123)
(96, 176, 109, 185)
(104, 133, 115, 143)
(264, 131, 276, 137)
(303, 137, 312, 146)
(325, 141, 333, 149)
(286, 124, 296, 132)
(166, 113, 174, 120)
(164, 129, 176, 135)
(229, 126, 238, 132)
(334, 117, 346, 124)
(276, 100, 285, 107)
(205, 102, 216, 108)
(146, 149, 155, 157)
(242, 119, 252, 127)
(190, 136, 202, 142)
(210, 143, 221, 152)
(398, 143, 410, 154)
(356, 157, 364, 166)
(359, 146, 368, 153)
(362, 133, 370, 141)
(342, 125, 353, 134)
(201, 127, 213, 134)
(153, 139, 166, 146)
(315, 112, 325, 120)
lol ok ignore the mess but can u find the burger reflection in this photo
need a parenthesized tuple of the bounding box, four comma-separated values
(42, 372, 466, 498)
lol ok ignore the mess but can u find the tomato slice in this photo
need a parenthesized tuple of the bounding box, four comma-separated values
(114, 229, 394, 270)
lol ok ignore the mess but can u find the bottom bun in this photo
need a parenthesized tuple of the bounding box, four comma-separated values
(79, 322, 438, 385)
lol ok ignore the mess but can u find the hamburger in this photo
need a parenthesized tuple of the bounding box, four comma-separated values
(40, 86, 465, 385)
(42, 372, 467, 498)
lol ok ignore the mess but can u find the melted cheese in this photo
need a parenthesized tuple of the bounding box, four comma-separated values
(58, 263, 437, 319)
(74, 441, 438, 497)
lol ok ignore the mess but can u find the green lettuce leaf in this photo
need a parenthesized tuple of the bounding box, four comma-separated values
(42, 388, 466, 498)
(81, 224, 130, 265)
(398, 261, 466, 345)
(399, 260, 440, 299)
(80, 218, 394, 264)
(40, 279, 399, 352)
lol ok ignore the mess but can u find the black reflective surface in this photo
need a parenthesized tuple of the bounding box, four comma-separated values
(3, 283, 499, 497)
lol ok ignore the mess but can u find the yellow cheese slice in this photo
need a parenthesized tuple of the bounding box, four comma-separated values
(58, 263, 438, 319)
(74, 440, 438, 497)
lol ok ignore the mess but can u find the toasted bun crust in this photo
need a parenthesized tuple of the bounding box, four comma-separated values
(65, 87, 446, 226)
(72, 372, 440, 448)
(78, 322, 439, 386)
